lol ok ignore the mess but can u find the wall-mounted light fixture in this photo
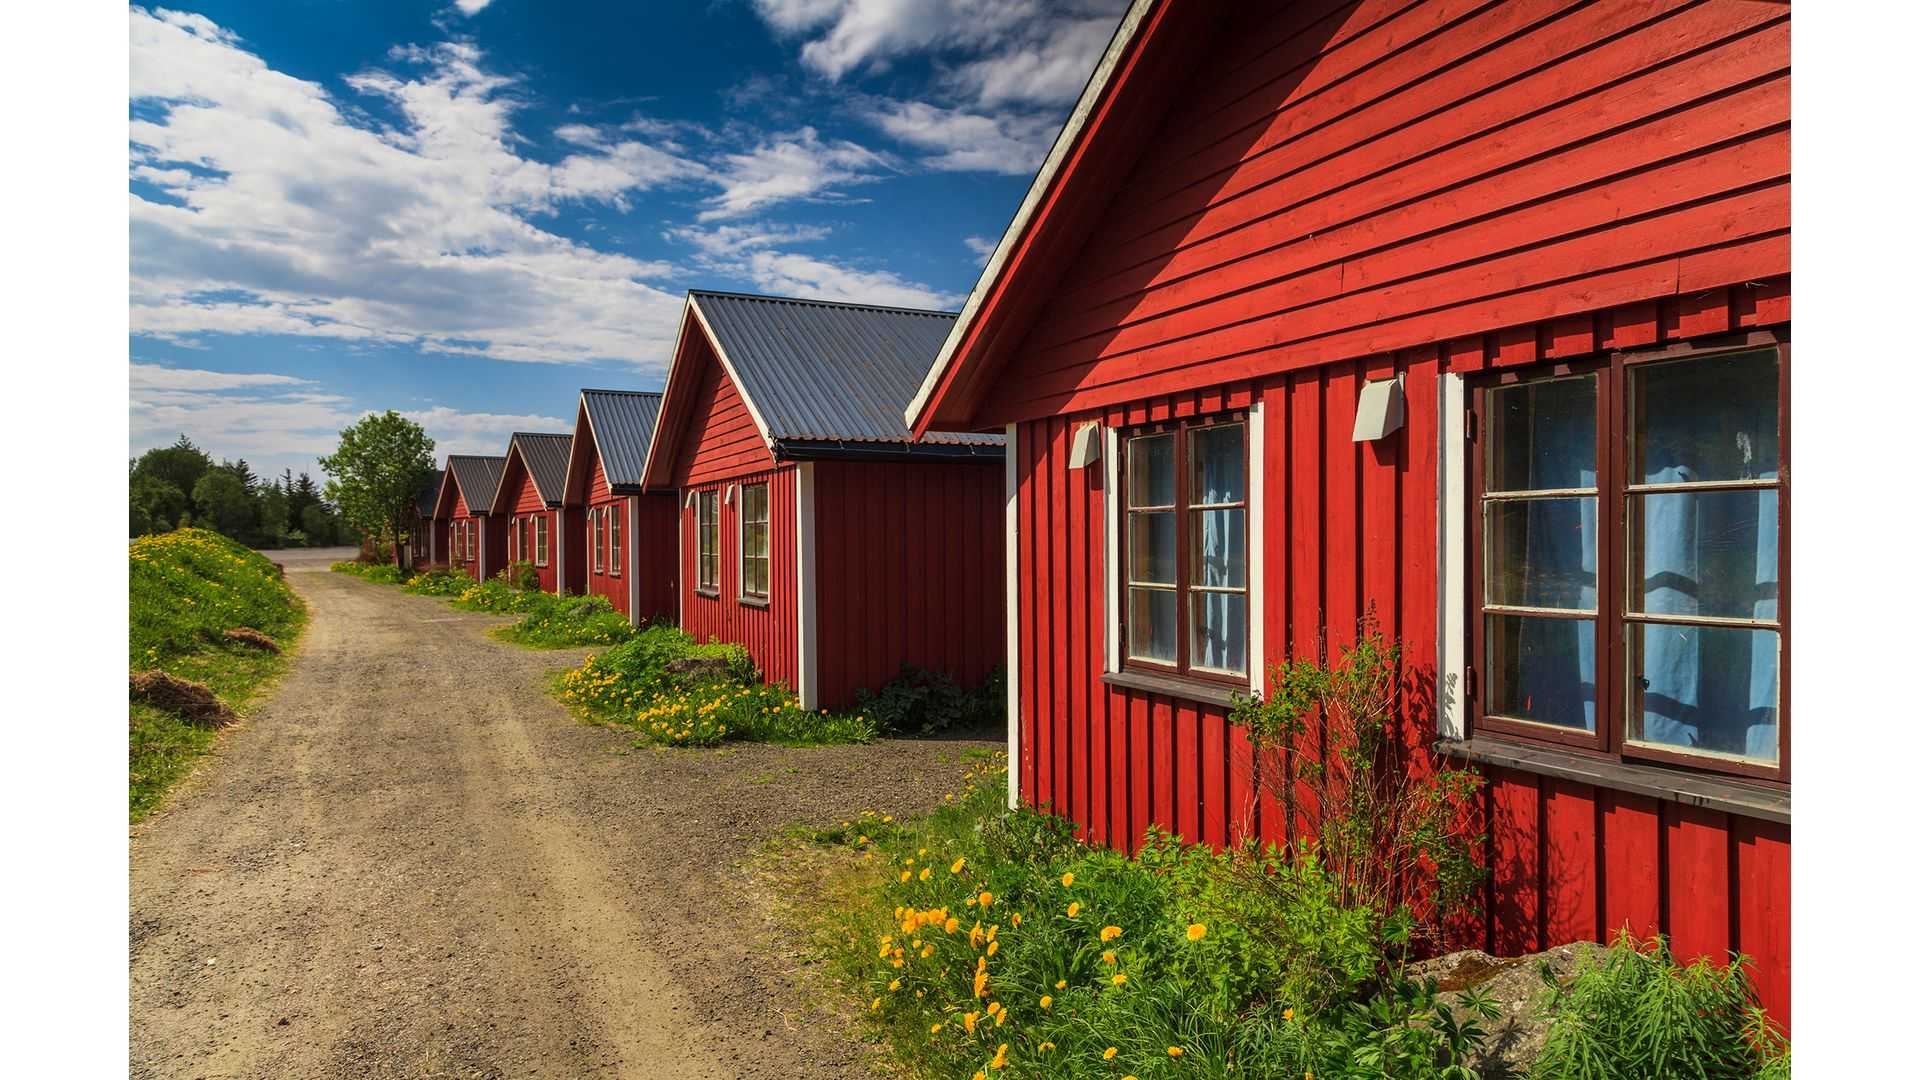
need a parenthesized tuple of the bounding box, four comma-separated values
(684, 491, 696, 509)
(1351, 374, 1406, 442)
(724, 483, 735, 505)
(1068, 422, 1104, 468)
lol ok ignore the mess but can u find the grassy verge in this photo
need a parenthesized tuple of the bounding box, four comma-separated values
(130, 529, 308, 823)
(770, 766, 1790, 1080)
(328, 559, 406, 584)
(552, 625, 878, 747)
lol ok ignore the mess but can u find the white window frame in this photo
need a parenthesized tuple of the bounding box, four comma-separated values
(738, 480, 770, 603)
(695, 490, 720, 595)
(609, 502, 623, 578)
(534, 513, 550, 567)
(590, 507, 603, 573)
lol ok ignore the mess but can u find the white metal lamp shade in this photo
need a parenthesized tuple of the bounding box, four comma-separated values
(1352, 375, 1405, 442)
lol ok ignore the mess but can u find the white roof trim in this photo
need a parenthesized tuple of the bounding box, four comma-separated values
(688, 295, 777, 452)
(903, 0, 1159, 432)
(560, 393, 594, 507)
(638, 295, 779, 488)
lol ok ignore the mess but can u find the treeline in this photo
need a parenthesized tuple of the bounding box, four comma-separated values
(130, 435, 353, 548)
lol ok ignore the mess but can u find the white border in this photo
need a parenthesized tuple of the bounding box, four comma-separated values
(1437, 373, 1469, 739)
(1247, 400, 1266, 691)
(1103, 424, 1120, 673)
(795, 463, 819, 710)
(1004, 423, 1021, 809)
(627, 496, 641, 626)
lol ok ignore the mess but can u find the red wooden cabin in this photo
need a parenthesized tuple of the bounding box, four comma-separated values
(405, 469, 443, 569)
(490, 432, 575, 594)
(641, 290, 1006, 711)
(907, 0, 1791, 1020)
(563, 389, 679, 624)
(431, 454, 507, 584)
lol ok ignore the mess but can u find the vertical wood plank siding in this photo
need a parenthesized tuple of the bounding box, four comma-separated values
(500, 457, 559, 593)
(678, 466, 798, 696)
(809, 460, 1005, 711)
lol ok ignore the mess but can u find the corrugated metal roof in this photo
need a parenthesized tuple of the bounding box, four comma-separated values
(691, 290, 1004, 448)
(580, 389, 663, 488)
(509, 432, 573, 505)
(445, 455, 506, 513)
(415, 469, 444, 517)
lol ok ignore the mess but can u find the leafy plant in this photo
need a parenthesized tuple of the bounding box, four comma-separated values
(854, 664, 1005, 735)
(501, 559, 541, 592)
(330, 560, 404, 584)
(1230, 621, 1486, 951)
(402, 568, 470, 597)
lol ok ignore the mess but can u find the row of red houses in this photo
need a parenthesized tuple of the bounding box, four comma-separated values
(414, 0, 1794, 1019)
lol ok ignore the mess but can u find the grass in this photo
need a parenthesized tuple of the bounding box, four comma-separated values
(130, 529, 307, 822)
(328, 559, 406, 584)
(493, 594, 637, 649)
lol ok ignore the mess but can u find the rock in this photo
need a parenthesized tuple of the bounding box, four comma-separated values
(1411, 942, 1587, 1078)
(665, 656, 734, 681)
(223, 627, 281, 653)
(130, 670, 237, 729)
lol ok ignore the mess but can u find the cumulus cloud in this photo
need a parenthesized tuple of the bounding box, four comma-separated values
(863, 98, 1055, 174)
(698, 127, 893, 221)
(453, 0, 495, 15)
(963, 234, 997, 265)
(401, 405, 573, 456)
(130, 363, 314, 391)
(669, 223, 960, 310)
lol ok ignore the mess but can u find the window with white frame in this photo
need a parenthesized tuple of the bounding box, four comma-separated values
(609, 502, 623, 578)
(590, 508, 602, 573)
(1468, 343, 1787, 781)
(1119, 417, 1249, 681)
(534, 513, 550, 567)
(740, 482, 769, 601)
(696, 490, 719, 594)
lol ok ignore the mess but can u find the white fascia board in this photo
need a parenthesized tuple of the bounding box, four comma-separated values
(795, 462, 819, 710)
(560, 394, 594, 506)
(1438, 373, 1468, 739)
(904, 0, 1160, 432)
(627, 496, 641, 626)
(1248, 400, 1266, 694)
(1004, 423, 1021, 809)
(1103, 424, 1120, 674)
(689, 296, 778, 454)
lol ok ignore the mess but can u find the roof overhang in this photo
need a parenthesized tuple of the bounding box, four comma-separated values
(561, 393, 594, 507)
(639, 295, 777, 489)
(771, 438, 1005, 465)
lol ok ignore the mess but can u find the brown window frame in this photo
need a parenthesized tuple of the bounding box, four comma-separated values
(1466, 336, 1789, 785)
(739, 481, 770, 603)
(608, 502, 623, 578)
(695, 490, 720, 597)
(1116, 411, 1251, 687)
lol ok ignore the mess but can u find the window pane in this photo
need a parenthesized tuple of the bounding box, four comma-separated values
(1128, 433, 1175, 507)
(1632, 350, 1779, 484)
(1128, 511, 1175, 584)
(1484, 497, 1597, 610)
(1127, 587, 1176, 663)
(1484, 612, 1595, 731)
(1190, 592, 1247, 674)
(1630, 489, 1778, 621)
(1629, 623, 1779, 764)
(1190, 423, 1245, 504)
(1191, 508, 1246, 588)
(1487, 375, 1597, 491)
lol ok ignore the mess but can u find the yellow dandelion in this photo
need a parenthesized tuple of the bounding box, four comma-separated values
(991, 1043, 1009, 1068)
(951, 857, 966, 874)
(931, 1023, 943, 1034)
(1055, 979, 1067, 990)
(1167, 1047, 1184, 1058)
(1067, 902, 1080, 918)
(1039, 994, 1052, 1009)
(888, 979, 900, 991)
(1102, 950, 1116, 965)
(1103, 1047, 1118, 1061)
(1061, 872, 1074, 888)
(1282, 1007, 1294, 1021)
(1100, 925, 1123, 943)
(963, 1011, 978, 1034)
(920, 867, 933, 881)
(1111, 973, 1127, 986)
(1186, 923, 1207, 942)
(870, 997, 881, 1010)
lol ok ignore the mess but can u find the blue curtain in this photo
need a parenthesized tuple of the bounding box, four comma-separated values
(1638, 465, 1701, 746)
(1191, 433, 1246, 673)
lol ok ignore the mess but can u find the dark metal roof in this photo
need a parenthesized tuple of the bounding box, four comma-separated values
(508, 432, 573, 505)
(445, 455, 506, 513)
(690, 290, 1004, 449)
(414, 469, 443, 517)
(579, 389, 664, 489)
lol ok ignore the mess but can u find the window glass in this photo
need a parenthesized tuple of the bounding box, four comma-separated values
(1122, 420, 1247, 678)
(1127, 433, 1174, 507)
(697, 491, 719, 591)
(741, 483, 770, 598)
(1629, 490, 1778, 620)
(1189, 424, 1246, 504)
(1127, 588, 1176, 664)
(610, 506, 622, 575)
(1483, 498, 1597, 610)
(1483, 612, 1596, 732)
(1191, 508, 1246, 589)
(1632, 351, 1779, 484)
(1629, 623, 1780, 763)
(1127, 513, 1175, 584)
(1190, 592, 1247, 674)
(1486, 375, 1597, 492)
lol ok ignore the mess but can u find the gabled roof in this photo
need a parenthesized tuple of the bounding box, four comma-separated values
(493, 432, 572, 511)
(643, 290, 1004, 486)
(905, 0, 1218, 435)
(415, 469, 443, 517)
(441, 454, 506, 516)
(575, 389, 663, 493)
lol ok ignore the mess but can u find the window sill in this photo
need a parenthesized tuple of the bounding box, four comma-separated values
(1434, 736, 1789, 824)
(694, 588, 720, 600)
(1100, 669, 1248, 709)
(738, 594, 769, 609)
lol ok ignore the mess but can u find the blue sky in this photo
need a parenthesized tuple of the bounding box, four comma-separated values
(128, 0, 1124, 482)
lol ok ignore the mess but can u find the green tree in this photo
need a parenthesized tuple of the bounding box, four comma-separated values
(300, 503, 339, 546)
(132, 434, 211, 496)
(255, 480, 290, 547)
(129, 473, 187, 536)
(319, 411, 435, 568)
(192, 469, 254, 539)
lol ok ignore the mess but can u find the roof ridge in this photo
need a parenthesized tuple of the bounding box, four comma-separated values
(580, 387, 664, 397)
(691, 288, 959, 319)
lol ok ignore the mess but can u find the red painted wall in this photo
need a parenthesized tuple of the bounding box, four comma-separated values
(992, 1, 1791, 1022)
(672, 336, 775, 487)
(812, 460, 1006, 709)
(679, 466, 799, 695)
(498, 456, 560, 593)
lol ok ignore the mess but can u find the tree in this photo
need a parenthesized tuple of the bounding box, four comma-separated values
(319, 411, 435, 568)
(129, 473, 187, 536)
(192, 469, 254, 538)
(288, 471, 323, 525)
(256, 480, 291, 547)
(300, 503, 340, 546)
(132, 435, 211, 497)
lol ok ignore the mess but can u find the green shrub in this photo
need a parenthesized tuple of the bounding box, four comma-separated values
(855, 665, 1006, 735)
(448, 577, 551, 614)
(502, 559, 540, 591)
(1528, 931, 1789, 1080)
(330, 560, 404, 584)
(402, 568, 470, 597)
(497, 593, 638, 648)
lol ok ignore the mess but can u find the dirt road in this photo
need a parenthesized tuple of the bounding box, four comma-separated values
(131, 551, 994, 1079)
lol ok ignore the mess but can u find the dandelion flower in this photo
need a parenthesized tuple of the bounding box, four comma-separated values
(870, 997, 881, 1010)
(951, 857, 967, 874)
(987, 940, 999, 956)
(1010, 913, 1022, 929)
(931, 1023, 943, 1034)
(1111, 973, 1127, 986)
(1167, 1047, 1184, 1057)
(1039, 1042, 1055, 1052)
(1066, 902, 1080, 918)
(944, 917, 960, 934)
(1102, 950, 1116, 965)
(1061, 872, 1074, 888)
(991, 1043, 1009, 1068)
(1055, 979, 1067, 990)
(1039, 994, 1052, 1009)
(888, 979, 900, 991)
(1282, 1007, 1294, 1021)
(1186, 923, 1208, 942)
(899, 871, 912, 883)
(963, 1011, 979, 1034)
(920, 868, 933, 881)
(1101, 925, 1123, 943)
(1103, 1047, 1118, 1061)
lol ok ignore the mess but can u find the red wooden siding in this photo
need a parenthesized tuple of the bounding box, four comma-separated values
(670, 336, 775, 488)
(497, 456, 559, 593)
(975, 0, 1789, 427)
(678, 466, 799, 695)
(1010, 288, 1790, 1022)
(810, 460, 1006, 710)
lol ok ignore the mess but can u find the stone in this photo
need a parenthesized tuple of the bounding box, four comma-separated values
(1410, 942, 1588, 1078)
(664, 656, 734, 681)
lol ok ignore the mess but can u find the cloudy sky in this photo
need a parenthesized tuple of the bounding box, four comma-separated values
(128, 0, 1124, 483)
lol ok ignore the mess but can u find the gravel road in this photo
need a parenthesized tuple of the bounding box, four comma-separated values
(130, 549, 995, 1078)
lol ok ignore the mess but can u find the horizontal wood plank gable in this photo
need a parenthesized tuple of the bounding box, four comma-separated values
(671, 337, 775, 489)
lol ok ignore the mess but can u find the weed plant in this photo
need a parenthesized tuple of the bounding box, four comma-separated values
(855, 665, 1005, 736)
(495, 594, 636, 648)
(329, 560, 405, 584)
(402, 568, 470, 597)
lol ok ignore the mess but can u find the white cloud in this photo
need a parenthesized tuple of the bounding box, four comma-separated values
(699, 127, 892, 221)
(737, 250, 963, 310)
(130, 10, 702, 368)
(401, 405, 572, 456)
(453, 0, 495, 15)
(864, 98, 1054, 174)
(667, 221, 833, 257)
(130, 363, 313, 391)
(963, 234, 996, 265)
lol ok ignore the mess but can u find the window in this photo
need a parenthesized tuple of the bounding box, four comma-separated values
(509, 516, 520, 561)
(740, 482, 769, 601)
(696, 490, 719, 594)
(1471, 344, 1786, 780)
(1120, 417, 1249, 681)
(534, 513, 550, 567)
(609, 502, 623, 578)
(589, 508, 602, 573)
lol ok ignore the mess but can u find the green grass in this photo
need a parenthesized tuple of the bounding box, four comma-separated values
(492, 594, 638, 649)
(329, 559, 406, 584)
(130, 529, 307, 822)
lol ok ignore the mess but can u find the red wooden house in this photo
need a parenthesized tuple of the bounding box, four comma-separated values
(405, 469, 443, 569)
(490, 432, 575, 594)
(431, 454, 507, 583)
(563, 389, 679, 624)
(907, 0, 1791, 1019)
(641, 290, 1006, 711)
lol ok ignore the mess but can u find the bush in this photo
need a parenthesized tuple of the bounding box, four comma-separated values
(1529, 931, 1789, 1080)
(855, 665, 1006, 736)
(497, 593, 638, 648)
(502, 559, 540, 591)
(403, 568, 470, 597)
(330, 560, 404, 584)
